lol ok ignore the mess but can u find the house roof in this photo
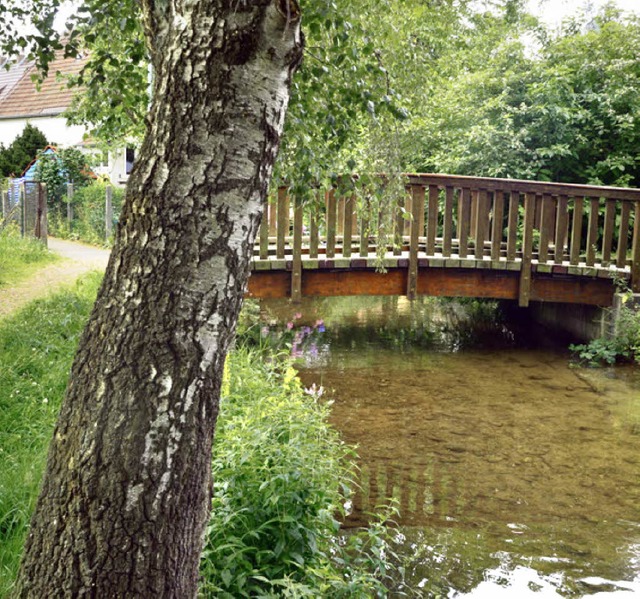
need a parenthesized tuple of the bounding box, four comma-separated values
(0, 55, 31, 105)
(0, 52, 87, 119)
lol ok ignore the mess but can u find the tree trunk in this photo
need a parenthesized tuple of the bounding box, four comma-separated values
(15, 1, 303, 597)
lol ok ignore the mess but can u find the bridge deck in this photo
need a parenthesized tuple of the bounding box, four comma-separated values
(247, 174, 640, 306)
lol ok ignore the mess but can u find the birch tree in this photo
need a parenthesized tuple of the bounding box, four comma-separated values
(3, 0, 303, 596)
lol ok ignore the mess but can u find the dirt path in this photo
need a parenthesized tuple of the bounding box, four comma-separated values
(0, 238, 111, 320)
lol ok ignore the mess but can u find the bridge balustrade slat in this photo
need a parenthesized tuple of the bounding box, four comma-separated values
(310, 211, 319, 259)
(259, 197, 269, 259)
(632, 202, 640, 292)
(443, 186, 454, 258)
(569, 197, 584, 266)
(325, 190, 336, 259)
(506, 191, 519, 262)
(554, 195, 569, 265)
(586, 198, 600, 267)
(458, 188, 471, 258)
(427, 185, 439, 256)
(276, 187, 288, 260)
(538, 194, 554, 264)
(491, 191, 504, 261)
(407, 184, 425, 299)
(343, 195, 354, 258)
(601, 199, 616, 267)
(617, 202, 631, 269)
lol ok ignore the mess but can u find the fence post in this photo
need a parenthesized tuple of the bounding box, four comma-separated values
(67, 183, 74, 224)
(105, 185, 113, 241)
(20, 183, 26, 237)
(36, 183, 48, 247)
(2, 188, 9, 221)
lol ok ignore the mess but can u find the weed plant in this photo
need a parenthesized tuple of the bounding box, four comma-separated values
(0, 225, 57, 288)
(0, 276, 400, 596)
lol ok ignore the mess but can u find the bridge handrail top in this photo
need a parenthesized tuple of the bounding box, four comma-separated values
(278, 173, 640, 201)
(405, 173, 640, 201)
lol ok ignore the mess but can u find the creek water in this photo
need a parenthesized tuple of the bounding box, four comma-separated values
(257, 296, 640, 598)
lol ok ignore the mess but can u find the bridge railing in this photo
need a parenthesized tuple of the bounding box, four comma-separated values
(255, 174, 640, 305)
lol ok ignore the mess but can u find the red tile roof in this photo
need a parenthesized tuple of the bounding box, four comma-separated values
(0, 52, 87, 119)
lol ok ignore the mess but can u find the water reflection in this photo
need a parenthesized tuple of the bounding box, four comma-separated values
(255, 296, 640, 597)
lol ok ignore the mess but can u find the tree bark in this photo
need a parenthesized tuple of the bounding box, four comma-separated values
(15, 1, 303, 596)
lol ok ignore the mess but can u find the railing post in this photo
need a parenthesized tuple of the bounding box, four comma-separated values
(259, 196, 269, 260)
(325, 189, 336, 259)
(632, 201, 640, 293)
(490, 190, 504, 261)
(554, 194, 568, 264)
(407, 184, 424, 300)
(616, 201, 631, 270)
(519, 192, 535, 307)
(343, 195, 354, 258)
(506, 191, 519, 262)
(291, 203, 303, 302)
(443, 186, 454, 258)
(458, 188, 471, 258)
(569, 197, 584, 266)
(426, 184, 439, 256)
(276, 187, 288, 259)
(105, 185, 113, 241)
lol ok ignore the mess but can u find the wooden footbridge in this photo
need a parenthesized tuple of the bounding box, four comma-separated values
(247, 174, 640, 307)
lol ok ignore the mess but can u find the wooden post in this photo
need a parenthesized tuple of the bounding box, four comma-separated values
(491, 190, 504, 261)
(394, 195, 404, 256)
(601, 198, 616, 267)
(343, 195, 354, 258)
(310, 212, 319, 259)
(359, 197, 369, 258)
(586, 198, 600, 267)
(407, 185, 425, 300)
(291, 203, 303, 302)
(458, 188, 471, 258)
(617, 201, 631, 269)
(554, 194, 568, 264)
(474, 189, 488, 260)
(66, 182, 74, 224)
(20, 183, 26, 237)
(506, 191, 519, 261)
(519, 192, 535, 307)
(38, 183, 48, 247)
(276, 187, 288, 259)
(105, 185, 114, 241)
(326, 189, 336, 259)
(569, 197, 584, 266)
(632, 202, 640, 292)
(268, 198, 277, 237)
(443, 186, 454, 257)
(538, 194, 554, 263)
(426, 185, 439, 256)
(259, 196, 269, 259)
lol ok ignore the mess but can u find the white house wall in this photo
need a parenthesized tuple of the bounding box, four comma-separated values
(0, 116, 87, 147)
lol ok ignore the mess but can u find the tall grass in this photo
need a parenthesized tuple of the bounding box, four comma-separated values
(0, 275, 399, 597)
(0, 273, 101, 594)
(0, 226, 58, 288)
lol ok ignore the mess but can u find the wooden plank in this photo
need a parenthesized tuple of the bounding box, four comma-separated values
(269, 195, 277, 236)
(570, 197, 584, 266)
(470, 190, 479, 240)
(554, 194, 568, 264)
(394, 194, 404, 256)
(360, 198, 369, 258)
(259, 196, 269, 259)
(310, 211, 319, 259)
(326, 189, 337, 259)
(458, 188, 471, 258)
(506, 191, 519, 262)
(337, 196, 345, 237)
(276, 187, 289, 259)
(601, 198, 616, 267)
(291, 204, 303, 302)
(491, 190, 504, 261)
(426, 184, 439, 255)
(443, 185, 454, 257)
(538, 194, 554, 263)
(407, 185, 425, 299)
(406, 173, 640, 201)
(586, 198, 600, 267)
(519, 192, 535, 307)
(632, 202, 640, 292)
(343, 195, 354, 258)
(474, 189, 489, 260)
(616, 201, 631, 269)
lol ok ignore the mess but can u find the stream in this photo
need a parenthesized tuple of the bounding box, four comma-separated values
(256, 296, 640, 598)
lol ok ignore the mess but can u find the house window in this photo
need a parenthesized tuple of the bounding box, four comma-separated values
(126, 148, 135, 175)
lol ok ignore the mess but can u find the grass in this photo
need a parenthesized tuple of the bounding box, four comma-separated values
(0, 225, 58, 288)
(0, 273, 101, 594)
(0, 274, 399, 597)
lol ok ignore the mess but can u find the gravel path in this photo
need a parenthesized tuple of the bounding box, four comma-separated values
(0, 238, 111, 320)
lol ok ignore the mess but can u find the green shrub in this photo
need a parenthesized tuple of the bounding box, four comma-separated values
(0, 280, 399, 597)
(200, 350, 398, 598)
(49, 182, 124, 246)
(570, 287, 640, 366)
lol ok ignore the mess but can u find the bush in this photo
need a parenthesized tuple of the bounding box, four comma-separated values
(200, 349, 399, 598)
(49, 182, 124, 246)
